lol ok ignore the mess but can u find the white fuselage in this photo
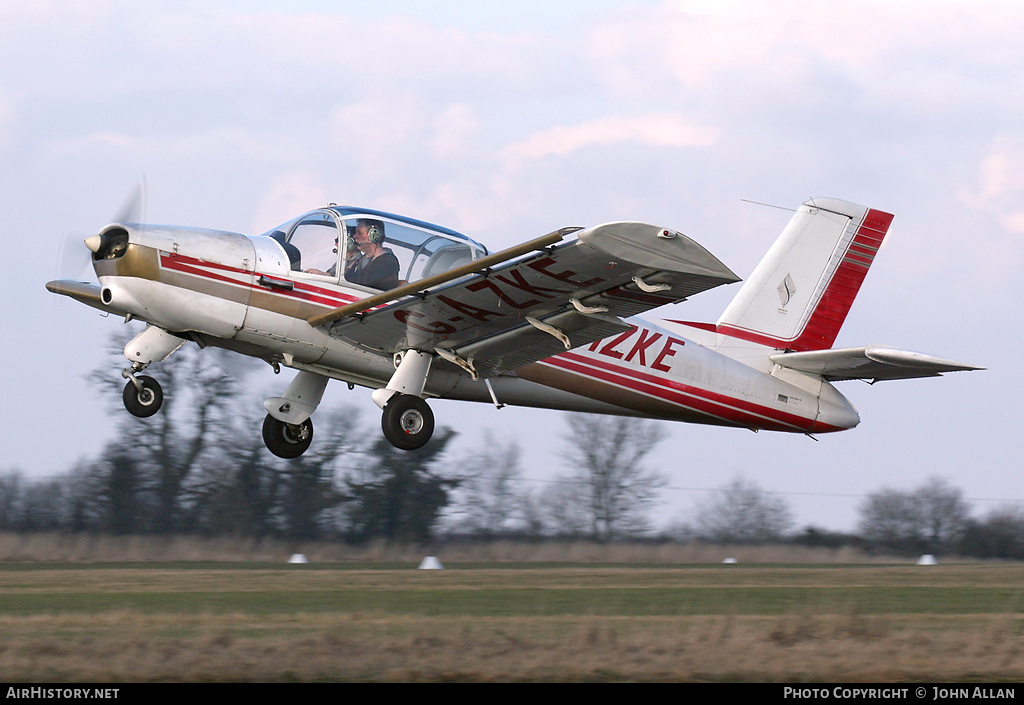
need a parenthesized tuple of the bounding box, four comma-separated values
(94, 224, 859, 436)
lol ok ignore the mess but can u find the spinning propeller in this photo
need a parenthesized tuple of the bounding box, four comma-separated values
(54, 178, 147, 283)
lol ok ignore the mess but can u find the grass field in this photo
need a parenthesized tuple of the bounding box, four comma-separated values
(0, 537, 1022, 681)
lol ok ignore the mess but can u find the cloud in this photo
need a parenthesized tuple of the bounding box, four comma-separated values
(959, 133, 1024, 236)
(971, 134, 1024, 204)
(0, 91, 14, 150)
(503, 113, 719, 165)
(253, 171, 329, 233)
(430, 104, 481, 158)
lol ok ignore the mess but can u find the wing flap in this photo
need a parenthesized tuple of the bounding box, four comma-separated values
(771, 345, 983, 381)
(317, 222, 739, 377)
(456, 309, 633, 379)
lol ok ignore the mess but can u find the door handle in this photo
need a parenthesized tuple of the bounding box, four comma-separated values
(258, 274, 294, 290)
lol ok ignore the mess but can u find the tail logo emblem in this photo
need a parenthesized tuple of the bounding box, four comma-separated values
(777, 273, 796, 308)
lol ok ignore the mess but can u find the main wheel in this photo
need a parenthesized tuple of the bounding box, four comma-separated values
(262, 414, 314, 459)
(123, 375, 163, 418)
(381, 394, 434, 450)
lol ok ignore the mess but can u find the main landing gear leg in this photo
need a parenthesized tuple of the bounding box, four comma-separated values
(120, 325, 186, 418)
(262, 371, 329, 459)
(372, 350, 435, 451)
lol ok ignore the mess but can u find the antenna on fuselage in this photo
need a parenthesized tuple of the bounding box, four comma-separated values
(740, 199, 798, 213)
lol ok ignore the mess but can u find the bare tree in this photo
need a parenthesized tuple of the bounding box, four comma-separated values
(961, 505, 1024, 559)
(0, 470, 22, 531)
(914, 476, 971, 548)
(535, 477, 591, 537)
(857, 487, 919, 549)
(446, 432, 531, 536)
(88, 329, 260, 533)
(343, 429, 459, 544)
(857, 476, 971, 553)
(557, 414, 667, 540)
(691, 477, 794, 544)
(183, 400, 361, 539)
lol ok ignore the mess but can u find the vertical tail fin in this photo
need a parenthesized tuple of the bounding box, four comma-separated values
(716, 197, 893, 351)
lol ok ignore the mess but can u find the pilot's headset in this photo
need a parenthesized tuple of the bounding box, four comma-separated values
(350, 220, 385, 250)
(364, 220, 385, 244)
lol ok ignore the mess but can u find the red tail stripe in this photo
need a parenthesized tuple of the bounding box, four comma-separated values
(716, 207, 893, 351)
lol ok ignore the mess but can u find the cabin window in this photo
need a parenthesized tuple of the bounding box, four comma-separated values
(339, 215, 481, 289)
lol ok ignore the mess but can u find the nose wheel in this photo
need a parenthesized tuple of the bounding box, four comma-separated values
(381, 394, 434, 450)
(122, 375, 163, 418)
(262, 414, 314, 458)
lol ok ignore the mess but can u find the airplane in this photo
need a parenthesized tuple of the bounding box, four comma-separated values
(47, 195, 981, 458)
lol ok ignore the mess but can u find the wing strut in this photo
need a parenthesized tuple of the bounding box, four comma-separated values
(307, 227, 582, 328)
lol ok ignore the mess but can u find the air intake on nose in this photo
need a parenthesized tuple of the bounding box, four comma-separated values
(85, 226, 129, 260)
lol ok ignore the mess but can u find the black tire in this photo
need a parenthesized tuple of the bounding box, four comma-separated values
(123, 375, 163, 418)
(381, 394, 434, 450)
(262, 414, 314, 459)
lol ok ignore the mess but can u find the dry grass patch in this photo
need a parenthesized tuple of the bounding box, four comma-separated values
(1, 612, 1022, 682)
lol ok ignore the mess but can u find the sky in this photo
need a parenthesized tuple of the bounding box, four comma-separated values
(3, 0, 1022, 533)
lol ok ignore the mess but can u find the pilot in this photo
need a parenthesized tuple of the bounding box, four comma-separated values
(344, 218, 400, 290)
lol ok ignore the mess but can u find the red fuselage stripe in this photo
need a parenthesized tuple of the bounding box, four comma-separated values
(158, 252, 360, 309)
(543, 350, 838, 432)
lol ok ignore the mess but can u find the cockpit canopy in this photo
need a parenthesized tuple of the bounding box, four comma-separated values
(260, 206, 487, 291)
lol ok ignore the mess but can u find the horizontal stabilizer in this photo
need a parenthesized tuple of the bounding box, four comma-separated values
(770, 345, 983, 382)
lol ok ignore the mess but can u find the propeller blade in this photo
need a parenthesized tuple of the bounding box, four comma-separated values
(113, 176, 147, 225)
(52, 177, 149, 288)
(54, 232, 95, 282)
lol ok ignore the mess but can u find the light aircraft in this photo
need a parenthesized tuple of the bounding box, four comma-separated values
(47, 196, 980, 457)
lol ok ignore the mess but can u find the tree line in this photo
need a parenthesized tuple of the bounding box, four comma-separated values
(3, 331, 1022, 557)
(2, 331, 667, 544)
(671, 475, 1024, 559)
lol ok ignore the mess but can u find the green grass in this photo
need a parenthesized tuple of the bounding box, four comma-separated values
(2, 563, 1023, 616)
(1, 559, 1022, 681)
(2, 585, 1022, 617)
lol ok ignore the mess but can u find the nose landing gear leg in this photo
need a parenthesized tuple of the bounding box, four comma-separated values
(119, 325, 185, 418)
(122, 365, 163, 418)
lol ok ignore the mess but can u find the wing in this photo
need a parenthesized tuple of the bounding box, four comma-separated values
(46, 279, 134, 317)
(310, 222, 740, 379)
(770, 345, 983, 382)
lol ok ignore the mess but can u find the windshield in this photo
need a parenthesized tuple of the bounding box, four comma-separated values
(261, 211, 339, 276)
